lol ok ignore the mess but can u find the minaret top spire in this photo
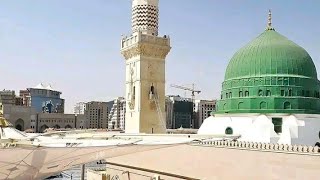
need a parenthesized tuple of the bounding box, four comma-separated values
(266, 9, 275, 31)
(131, 0, 159, 36)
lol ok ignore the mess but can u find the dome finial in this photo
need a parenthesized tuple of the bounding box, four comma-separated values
(266, 9, 275, 30)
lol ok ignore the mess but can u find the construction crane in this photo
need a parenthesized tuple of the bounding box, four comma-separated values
(170, 84, 201, 102)
(170, 84, 201, 128)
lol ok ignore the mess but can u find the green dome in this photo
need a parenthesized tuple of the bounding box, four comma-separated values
(216, 28, 320, 114)
(225, 29, 317, 80)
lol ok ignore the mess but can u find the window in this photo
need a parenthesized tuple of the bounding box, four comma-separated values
(229, 92, 232, 98)
(226, 93, 228, 98)
(284, 102, 291, 109)
(302, 90, 305, 97)
(225, 127, 233, 135)
(288, 89, 292, 96)
(239, 91, 243, 97)
(258, 90, 263, 96)
(266, 90, 271, 96)
(281, 90, 285, 96)
(245, 91, 249, 97)
(133, 86, 136, 99)
(260, 101, 267, 109)
(150, 85, 155, 94)
(272, 118, 282, 134)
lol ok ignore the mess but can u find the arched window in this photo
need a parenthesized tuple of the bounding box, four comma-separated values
(258, 90, 263, 96)
(272, 118, 282, 134)
(239, 91, 243, 97)
(284, 102, 291, 109)
(40, 124, 49, 133)
(65, 125, 72, 129)
(229, 92, 232, 98)
(260, 101, 267, 109)
(226, 93, 229, 99)
(281, 90, 285, 96)
(150, 85, 155, 94)
(245, 91, 249, 97)
(53, 124, 60, 129)
(133, 86, 136, 99)
(266, 90, 271, 96)
(15, 119, 24, 131)
(225, 127, 233, 135)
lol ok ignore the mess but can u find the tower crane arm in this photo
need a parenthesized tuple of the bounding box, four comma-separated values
(170, 84, 201, 93)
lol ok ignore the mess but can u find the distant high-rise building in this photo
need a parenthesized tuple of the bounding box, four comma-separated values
(0, 90, 16, 105)
(194, 100, 216, 128)
(74, 102, 86, 115)
(85, 101, 109, 129)
(108, 97, 126, 130)
(20, 83, 65, 113)
(165, 95, 193, 129)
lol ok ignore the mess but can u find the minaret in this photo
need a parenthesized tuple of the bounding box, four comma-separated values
(121, 0, 171, 133)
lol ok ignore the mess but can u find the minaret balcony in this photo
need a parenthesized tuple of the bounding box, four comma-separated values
(121, 31, 170, 49)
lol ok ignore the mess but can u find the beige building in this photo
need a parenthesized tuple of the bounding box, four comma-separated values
(1, 104, 36, 131)
(108, 97, 126, 130)
(85, 101, 109, 129)
(37, 113, 86, 132)
(194, 99, 216, 128)
(121, 0, 171, 134)
(0, 90, 36, 131)
(0, 90, 16, 105)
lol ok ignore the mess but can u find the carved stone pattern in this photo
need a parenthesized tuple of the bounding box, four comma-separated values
(132, 4, 159, 35)
(121, 44, 171, 60)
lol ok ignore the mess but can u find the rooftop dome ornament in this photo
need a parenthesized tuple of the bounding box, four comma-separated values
(266, 9, 275, 31)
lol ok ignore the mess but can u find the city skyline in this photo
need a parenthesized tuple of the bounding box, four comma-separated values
(1, 0, 319, 113)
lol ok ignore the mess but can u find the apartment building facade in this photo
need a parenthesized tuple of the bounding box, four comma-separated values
(194, 99, 216, 128)
(108, 97, 126, 130)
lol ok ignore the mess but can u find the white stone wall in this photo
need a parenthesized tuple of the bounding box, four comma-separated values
(198, 114, 320, 146)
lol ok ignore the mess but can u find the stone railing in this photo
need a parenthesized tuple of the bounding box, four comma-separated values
(195, 140, 320, 154)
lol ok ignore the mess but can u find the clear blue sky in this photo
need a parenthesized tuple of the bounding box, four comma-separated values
(0, 0, 319, 113)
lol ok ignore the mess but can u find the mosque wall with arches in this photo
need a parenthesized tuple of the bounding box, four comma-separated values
(1, 104, 86, 132)
(37, 113, 86, 132)
(1, 104, 36, 132)
(216, 76, 320, 114)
